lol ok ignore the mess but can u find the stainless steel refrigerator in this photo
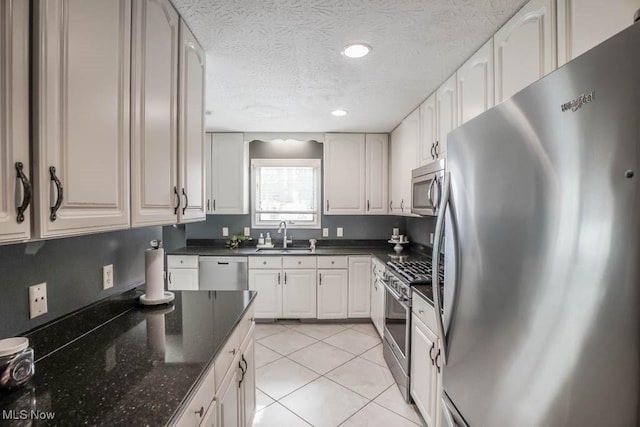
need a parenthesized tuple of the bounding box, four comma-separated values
(431, 21, 640, 427)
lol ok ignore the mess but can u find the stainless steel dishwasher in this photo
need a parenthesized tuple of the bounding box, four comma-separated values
(198, 257, 248, 290)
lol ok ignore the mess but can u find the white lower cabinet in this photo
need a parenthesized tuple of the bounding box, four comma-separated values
(282, 269, 317, 318)
(370, 260, 385, 338)
(167, 255, 199, 291)
(239, 326, 256, 426)
(348, 256, 371, 318)
(411, 294, 443, 427)
(248, 269, 282, 318)
(249, 257, 316, 319)
(217, 366, 240, 427)
(317, 269, 348, 319)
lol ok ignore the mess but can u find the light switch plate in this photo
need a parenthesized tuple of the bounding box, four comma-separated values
(244, 227, 250, 236)
(29, 283, 48, 319)
(103, 264, 114, 289)
(222, 227, 229, 237)
(322, 228, 329, 237)
(337, 227, 343, 237)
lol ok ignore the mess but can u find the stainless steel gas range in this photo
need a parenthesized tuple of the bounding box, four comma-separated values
(381, 259, 444, 402)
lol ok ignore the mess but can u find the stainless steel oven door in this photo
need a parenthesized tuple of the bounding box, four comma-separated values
(382, 282, 410, 372)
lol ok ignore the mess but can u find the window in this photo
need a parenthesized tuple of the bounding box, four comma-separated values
(251, 158, 321, 229)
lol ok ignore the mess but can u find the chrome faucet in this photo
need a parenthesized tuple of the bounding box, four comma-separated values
(277, 221, 293, 248)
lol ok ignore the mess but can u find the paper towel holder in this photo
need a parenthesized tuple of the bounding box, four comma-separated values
(140, 240, 175, 306)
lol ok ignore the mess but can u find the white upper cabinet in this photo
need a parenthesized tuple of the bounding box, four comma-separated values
(0, 0, 30, 244)
(33, 0, 131, 238)
(364, 134, 389, 215)
(457, 39, 495, 125)
(178, 20, 206, 223)
(557, 0, 640, 65)
(494, 0, 557, 103)
(419, 94, 437, 166)
(435, 73, 457, 157)
(207, 133, 249, 215)
(131, 0, 179, 227)
(390, 109, 419, 215)
(324, 133, 366, 214)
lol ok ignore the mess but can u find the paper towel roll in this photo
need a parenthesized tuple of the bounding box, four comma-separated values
(145, 247, 164, 301)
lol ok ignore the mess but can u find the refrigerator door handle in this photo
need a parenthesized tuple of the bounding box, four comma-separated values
(432, 172, 450, 364)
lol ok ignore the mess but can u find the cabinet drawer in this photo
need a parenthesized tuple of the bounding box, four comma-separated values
(214, 326, 241, 392)
(282, 256, 317, 269)
(176, 359, 216, 426)
(167, 255, 199, 269)
(248, 256, 282, 269)
(317, 256, 348, 269)
(413, 292, 437, 332)
(239, 303, 255, 344)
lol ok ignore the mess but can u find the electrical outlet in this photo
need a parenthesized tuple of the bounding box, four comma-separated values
(222, 227, 229, 237)
(244, 227, 250, 237)
(29, 283, 48, 319)
(430, 233, 434, 244)
(337, 227, 343, 237)
(322, 228, 329, 237)
(103, 264, 114, 289)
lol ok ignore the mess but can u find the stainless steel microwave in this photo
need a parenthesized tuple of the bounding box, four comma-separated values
(411, 159, 445, 216)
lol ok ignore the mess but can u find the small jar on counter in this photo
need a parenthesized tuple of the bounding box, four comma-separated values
(0, 337, 35, 389)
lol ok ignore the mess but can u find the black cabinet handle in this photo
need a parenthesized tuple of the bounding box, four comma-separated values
(319, 273, 322, 285)
(15, 162, 31, 223)
(207, 199, 210, 211)
(173, 186, 180, 214)
(435, 140, 440, 158)
(429, 342, 435, 365)
(284, 272, 287, 284)
(367, 200, 370, 212)
(213, 199, 216, 211)
(195, 406, 204, 417)
(278, 272, 281, 284)
(181, 188, 188, 214)
(326, 200, 329, 211)
(238, 357, 246, 387)
(430, 143, 435, 159)
(400, 199, 404, 212)
(389, 201, 393, 211)
(49, 166, 63, 221)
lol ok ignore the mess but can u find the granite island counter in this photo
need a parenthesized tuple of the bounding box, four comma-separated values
(0, 289, 256, 426)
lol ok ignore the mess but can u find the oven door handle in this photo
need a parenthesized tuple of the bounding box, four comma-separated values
(382, 281, 410, 310)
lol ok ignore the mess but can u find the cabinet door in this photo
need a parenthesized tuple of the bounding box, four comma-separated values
(557, 0, 640, 65)
(33, 0, 131, 238)
(348, 257, 371, 318)
(410, 314, 439, 427)
(457, 39, 494, 125)
(324, 133, 366, 214)
(282, 269, 317, 318)
(0, 0, 30, 244)
(168, 268, 199, 291)
(208, 133, 248, 214)
(240, 329, 256, 427)
(435, 73, 457, 157)
(178, 20, 206, 223)
(399, 109, 419, 213)
(218, 362, 241, 427)
(389, 125, 403, 214)
(419, 94, 437, 166)
(494, 0, 556, 103)
(317, 269, 348, 319)
(248, 269, 282, 318)
(131, 0, 179, 227)
(200, 400, 218, 427)
(364, 134, 389, 214)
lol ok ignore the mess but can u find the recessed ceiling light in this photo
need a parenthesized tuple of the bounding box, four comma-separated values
(342, 43, 372, 58)
(331, 109, 348, 117)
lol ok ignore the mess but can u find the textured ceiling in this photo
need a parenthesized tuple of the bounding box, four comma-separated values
(170, 0, 528, 132)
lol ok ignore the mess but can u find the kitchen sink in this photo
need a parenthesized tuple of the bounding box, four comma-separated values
(254, 248, 314, 254)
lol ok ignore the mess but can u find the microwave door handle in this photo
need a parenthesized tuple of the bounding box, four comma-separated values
(427, 177, 436, 208)
(433, 172, 451, 365)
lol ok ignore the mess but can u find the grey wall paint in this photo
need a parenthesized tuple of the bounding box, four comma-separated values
(0, 227, 161, 339)
(186, 138, 407, 242)
(406, 216, 436, 247)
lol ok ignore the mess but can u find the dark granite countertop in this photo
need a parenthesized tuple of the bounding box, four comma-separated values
(0, 289, 256, 426)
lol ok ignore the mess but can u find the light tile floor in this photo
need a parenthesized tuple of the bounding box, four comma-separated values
(253, 322, 424, 427)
